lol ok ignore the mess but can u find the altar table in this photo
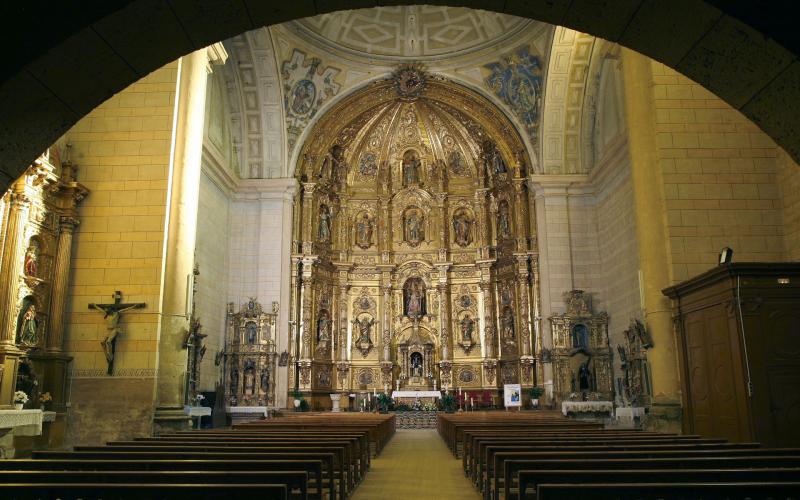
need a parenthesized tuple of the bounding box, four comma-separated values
(561, 400, 614, 416)
(391, 390, 441, 405)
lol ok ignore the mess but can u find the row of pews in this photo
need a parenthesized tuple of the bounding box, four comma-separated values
(439, 411, 800, 500)
(0, 412, 395, 499)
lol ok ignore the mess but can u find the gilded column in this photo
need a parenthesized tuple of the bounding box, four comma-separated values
(0, 192, 29, 345)
(531, 255, 544, 386)
(153, 44, 227, 432)
(46, 216, 79, 351)
(515, 255, 532, 357)
(621, 48, 681, 429)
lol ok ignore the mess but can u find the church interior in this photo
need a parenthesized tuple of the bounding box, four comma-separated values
(0, 3, 799, 498)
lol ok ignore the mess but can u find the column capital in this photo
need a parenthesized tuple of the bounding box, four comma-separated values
(205, 43, 229, 74)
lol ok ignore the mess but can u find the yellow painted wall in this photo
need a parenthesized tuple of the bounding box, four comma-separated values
(62, 62, 177, 444)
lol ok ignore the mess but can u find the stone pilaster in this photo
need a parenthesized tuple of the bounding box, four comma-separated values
(621, 48, 681, 431)
(153, 44, 227, 433)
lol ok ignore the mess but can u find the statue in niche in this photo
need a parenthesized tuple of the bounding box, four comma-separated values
(452, 210, 473, 247)
(403, 278, 427, 318)
(230, 365, 240, 393)
(245, 321, 258, 344)
(402, 150, 421, 186)
(318, 204, 331, 242)
(243, 361, 256, 396)
(356, 212, 373, 249)
(16, 299, 38, 346)
(411, 352, 423, 377)
(404, 208, 424, 246)
(572, 323, 590, 350)
(501, 306, 515, 343)
(483, 140, 507, 175)
(498, 201, 511, 238)
(448, 150, 467, 176)
(24, 239, 39, 277)
(317, 310, 332, 342)
(331, 144, 346, 184)
(579, 360, 593, 391)
(500, 283, 513, 306)
(353, 315, 375, 345)
(460, 314, 475, 342)
(261, 368, 270, 392)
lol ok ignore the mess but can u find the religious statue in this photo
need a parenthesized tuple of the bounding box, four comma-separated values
(403, 278, 426, 318)
(460, 315, 475, 342)
(498, 201, 511, 238)
(356, 212, 373, 249)
(402, 150, 421, 186)
(579, 360, 592, 391)
(571, 323, 590, 350)
(317, 311, 331, 342)
(411, 352, 423, 377)
(404, 208, 424, 246)
(501, 307, 515, 343)
(330, 144, 345, 184)
(261, 369, 270, 392)
(243, 363, 256, 396)
(483, 140, 507, 175)
(353, 315, 375, 345)
(246, 321, 258, 344)
(452, 210, 473, 247)
(23, 240, 38, 277)
(230, 365, 240, 393)
(89, 292, 145, 374)
(318, 204, 331, 242)
(16, 301, 37, 346)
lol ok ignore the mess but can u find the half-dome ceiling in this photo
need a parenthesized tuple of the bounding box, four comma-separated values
(292, 6, 531, 60)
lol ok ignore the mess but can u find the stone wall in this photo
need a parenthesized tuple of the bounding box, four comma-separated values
(63, 62, 178, 445)
(778, 151, 800, 261)
(651, 62, 788, 282)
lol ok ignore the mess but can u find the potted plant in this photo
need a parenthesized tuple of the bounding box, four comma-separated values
(39, 391, 52, 410)
(441, 392, 456, 413)
(376, 393, 392, 414)
(14, 390, 28, 410)
(529, 387, 544, 409)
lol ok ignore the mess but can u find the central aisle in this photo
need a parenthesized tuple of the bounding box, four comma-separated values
(352, 429, 481, 499)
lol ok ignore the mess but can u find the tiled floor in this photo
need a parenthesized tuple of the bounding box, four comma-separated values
(352, 429, 481, 499)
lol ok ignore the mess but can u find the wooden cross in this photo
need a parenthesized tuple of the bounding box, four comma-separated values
(89, 291, 146, 375)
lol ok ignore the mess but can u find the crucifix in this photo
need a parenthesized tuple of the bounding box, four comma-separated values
(89, 291, 146, 375)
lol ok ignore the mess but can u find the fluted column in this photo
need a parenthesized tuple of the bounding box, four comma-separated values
(46, 216, 79, 351)
(0, 192, 29, 345)
(153, 44, 227, 432)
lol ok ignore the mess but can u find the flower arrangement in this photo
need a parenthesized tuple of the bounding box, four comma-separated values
(422, 402, 438, 412)
(441, 392, 456, 413)
(376, 393, 392, 413)
(14, 391, 29, 404)
(39, 392, 52, 403)
(194, 394, 205, 405)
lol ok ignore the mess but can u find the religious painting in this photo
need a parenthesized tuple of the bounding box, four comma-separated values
(402, 150, 421, 186)
(24, 238, 39, 277)
(447, 150, 468, 176)
(484, 46, 543, 142)
(403, 277, 427, 319)
(392, 64, 427, 99)
(359, 152, 378, 177)
(403, 207, 424, 246)
(459, 294, 473, 309)
(355, 211, 374, 249)
(452, 208, 473, 247)
(459, 368, 476, 384)
(15, 296, 38, 347)
(318, 204, 332, 242)
(316, 309, 332, 342)
(357, 369, 374, 386)
(498, 200, 511, 238)
(290, 79, 316, 115)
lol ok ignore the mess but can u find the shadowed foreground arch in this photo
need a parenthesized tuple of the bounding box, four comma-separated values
(0, 0, 797, 188)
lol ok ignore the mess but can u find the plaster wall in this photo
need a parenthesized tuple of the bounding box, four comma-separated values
(777, 151, 800, 261)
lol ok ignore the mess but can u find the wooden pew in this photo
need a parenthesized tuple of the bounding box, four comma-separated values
(0, 483, 289, 499)
(535, 482, 800, 499)
(518, 468, 800, 500)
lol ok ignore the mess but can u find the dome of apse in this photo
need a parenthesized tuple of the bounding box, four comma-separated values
(291, 6, 531, 61)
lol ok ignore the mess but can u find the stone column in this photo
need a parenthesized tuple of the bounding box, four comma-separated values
(153, 44, 227, 433)
(46, 216, 78, 352)
(621, 48, 681, 429)
(0, 192, 29, 407)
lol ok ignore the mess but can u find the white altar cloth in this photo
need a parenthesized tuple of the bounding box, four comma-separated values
(184, 406, 212, 417)
(392, 390, 441, 399)
(0, 409, 43, 436)
(561, 400, 613, 416)
(615, 406, 646, 420)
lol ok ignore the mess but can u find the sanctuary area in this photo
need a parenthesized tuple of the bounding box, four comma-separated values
(0, 4, 799, 497)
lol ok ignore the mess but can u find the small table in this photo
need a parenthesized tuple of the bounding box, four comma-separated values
(184, 406, 212, 428)
(226, 406, 268, 425)
(615, 406, 646, 421)
(561, 400, 614, 416)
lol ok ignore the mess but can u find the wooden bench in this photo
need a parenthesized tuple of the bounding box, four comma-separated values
(0, 483, 289, 499)
(535, 482, 800, 499)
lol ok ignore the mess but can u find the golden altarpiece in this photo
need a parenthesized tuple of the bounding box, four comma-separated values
(0, 147, 87, 440)
(289, 67, 543, 407)
(548, 290, 613, 402)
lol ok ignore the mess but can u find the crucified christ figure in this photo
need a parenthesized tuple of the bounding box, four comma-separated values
(89, 291, 145, 374)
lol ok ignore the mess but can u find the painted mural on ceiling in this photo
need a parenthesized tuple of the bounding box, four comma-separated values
(281, 49, 342, 157)
(484, 46, 543, 144)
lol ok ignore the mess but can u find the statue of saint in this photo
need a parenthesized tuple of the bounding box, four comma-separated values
(246, 321, 258, 344)
(579, 361, 592, 391)
(411, 352, 423, 377)
(16, 303, 37, 346)
(404, 279, 426, 318)
(460, 315, 474, 342)
(356, 212, 373, 249)
(501, 307, 515, 343)
(318, 205, 331, 242)
(261, 369, 270, 392)
(230, 366, 240, 392)
(244, 365, 256, 396)
(317, 312, 331, 342)
(490, 147, 507, 174)
(354, 316, 375, 344)
(403, 150, 420, 186)
(23, 241, 38, 277)
(453, 211, 472, 247)
(498, 202, 511, 238)
(405, 209, 424, 245)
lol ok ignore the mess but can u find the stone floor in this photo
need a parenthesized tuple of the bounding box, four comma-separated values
(352, 429, 480, 500)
